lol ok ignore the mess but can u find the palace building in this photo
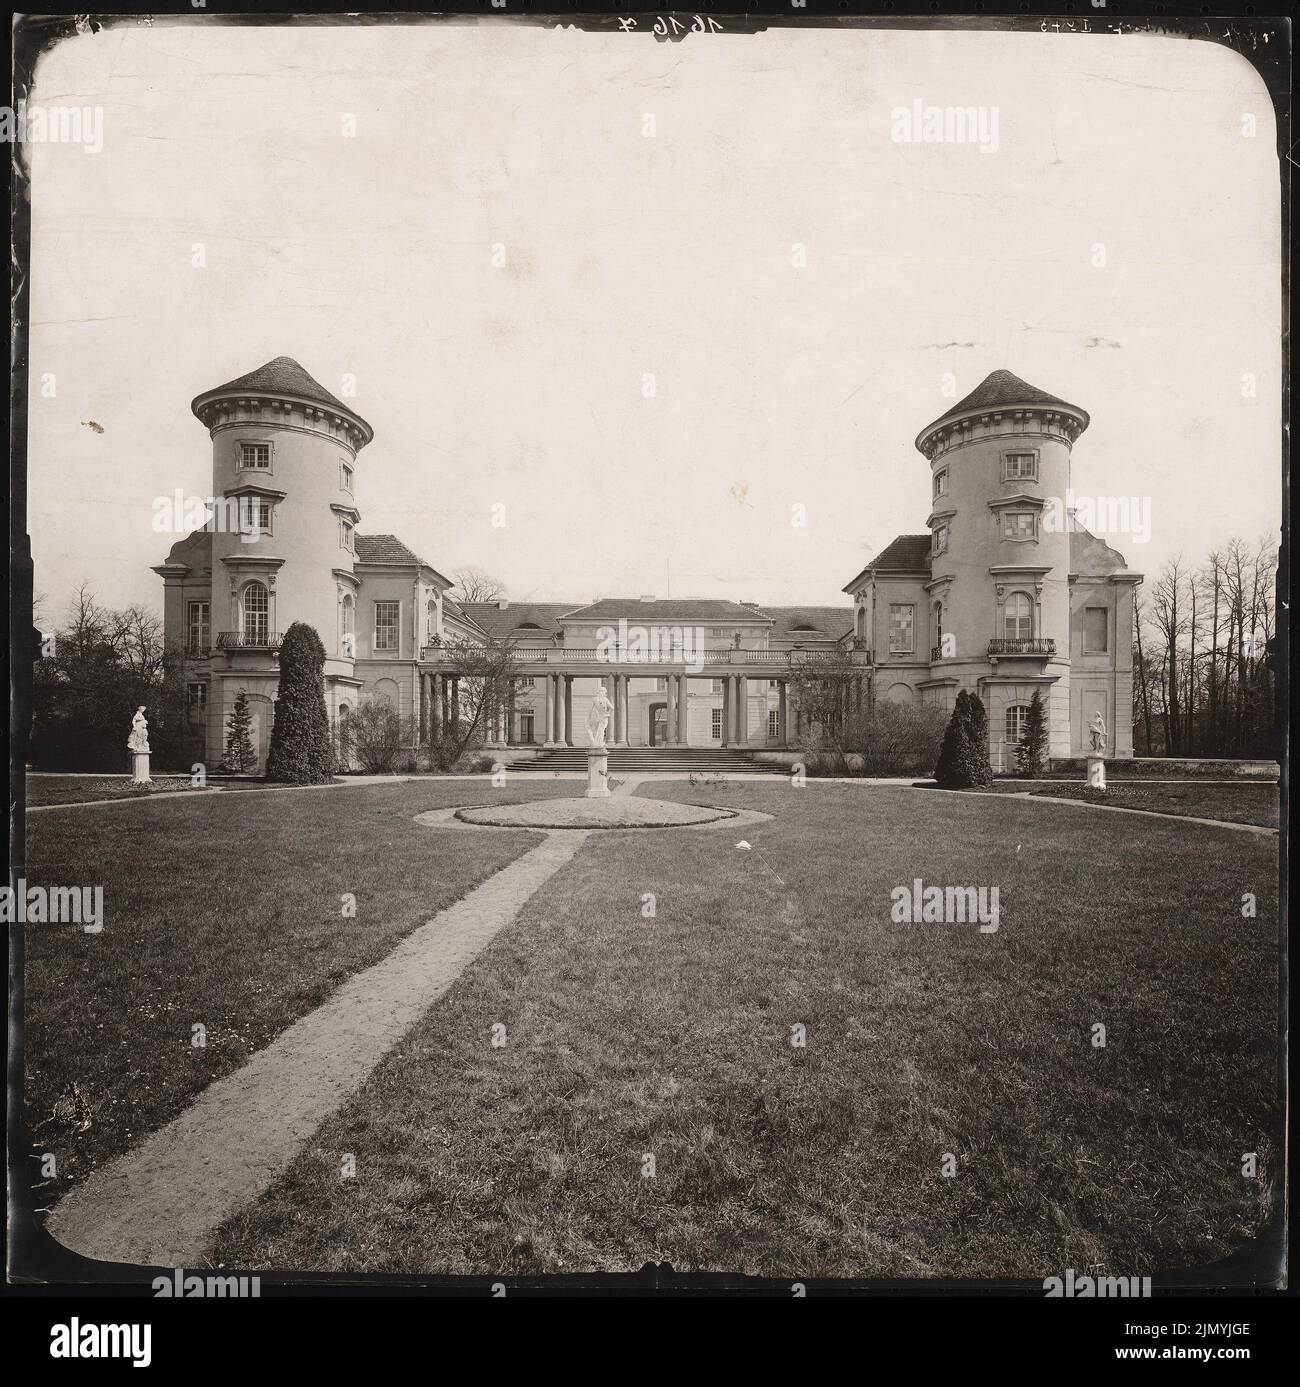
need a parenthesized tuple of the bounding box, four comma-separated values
(155, 358, 1139, 769)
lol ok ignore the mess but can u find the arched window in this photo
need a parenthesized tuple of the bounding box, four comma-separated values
(855, 605, 866, 640)
(242, 581, 269, 644)
(340, 593, 355, 654)
(426, 599, 437, 644)
(1004, 592, 1033, 641)
(1006, 704, 1030, 745)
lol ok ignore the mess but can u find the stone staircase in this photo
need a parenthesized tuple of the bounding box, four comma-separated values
(511, 746, 775, 774)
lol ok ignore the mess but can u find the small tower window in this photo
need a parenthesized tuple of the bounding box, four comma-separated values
(340, 460, 354, 492)
(339, 519, 354, 552)
(1001, 511, 1036, 541)
(1003, 452, 1037, 481)
(932, 522, 949, 556)
(933, 468, 948, 499)
(240, 442, 271, 470)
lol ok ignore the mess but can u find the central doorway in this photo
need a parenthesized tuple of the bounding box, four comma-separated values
(649, 702, 667, 746)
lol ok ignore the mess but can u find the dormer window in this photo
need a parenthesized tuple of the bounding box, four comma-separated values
(933, 468, 948, 499)
(240, 441, 271, 470)
(1003, 452, 1037, 481)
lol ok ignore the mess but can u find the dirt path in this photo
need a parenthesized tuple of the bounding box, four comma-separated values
(46, 831, 587, 1268)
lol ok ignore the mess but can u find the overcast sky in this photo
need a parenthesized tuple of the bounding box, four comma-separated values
(26, 19, 1281, 623)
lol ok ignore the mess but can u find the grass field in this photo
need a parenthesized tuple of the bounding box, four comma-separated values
(22, 779, 579, 1200)
(956, 780, 1280, 829)
(24, 774, 210, 807)
(210, 781, 1280, 1279)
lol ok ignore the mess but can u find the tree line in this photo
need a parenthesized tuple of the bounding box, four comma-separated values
(1133, 536, 1279, 759)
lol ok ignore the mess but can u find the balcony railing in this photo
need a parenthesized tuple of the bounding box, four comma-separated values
(988, 637, 1056, 657)
(420, 644, 870, 666)
(216, 630, 282, 651)
(931, 644, 943, 662)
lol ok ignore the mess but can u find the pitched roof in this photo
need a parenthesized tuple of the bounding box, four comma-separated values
(761, 606, 855, 641)
(197, 356, 353, 413)
(457, 602, 575, 640)
(354, 533, 428, 567)
(919, 369, 1088, 439)
(560, 598, 775, 623)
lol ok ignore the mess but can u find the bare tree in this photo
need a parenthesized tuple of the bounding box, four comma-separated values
(451, 567, 506, 605)
(427, 637, 519, 770)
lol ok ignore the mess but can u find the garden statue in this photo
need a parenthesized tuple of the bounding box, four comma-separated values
(586, 685, 614, 748)
(128, 706, 152, 784)
(1088, 711, 1107, 756)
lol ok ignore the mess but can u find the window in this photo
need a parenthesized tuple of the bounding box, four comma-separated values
(340, 461, 354, 492)
(932, 602, 943, 651)
(518, 676, 535, 689)
(711, 707, 722, 740)
(1006, 704, 1030, 745)
(1003, 452, 1037, 481)
(888, 604, 914, 654)
(425, 599, 437, 644)
(768, 709, 779, 739)
(186, 681, 207, 715)
(340, 593, 355, 654)
(710, 678, 724, 693)
(339, 519, 354, 552)
(1002, 511, 1036, 541)
(655, 677, 667, 692)
(933, 468, 948, 499)
(1004, 592, 1033, 641)
(374, 600, 400, 652)
(239, 442, 271, 470)
(187, 600, 209, 655)
(1084, 606, 1109, 653)
(239, 495, 272, 536)
(932, 523, 949, 556)
(242, 581, 269, 643)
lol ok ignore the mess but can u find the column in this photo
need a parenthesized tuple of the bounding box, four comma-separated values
(779, 678, 788, 748)
(736, 675, 749, 745)
(677, 674, 689, 745)
(563, 675, 573, 747)
(614, 675, 627, 746)
(543, 673, 555, 747)
(430, 673, 442, 738)
(666, 675, 678, 747)
(450, 676, 460, 732)
(507, 682, 516, 746)
(721, 676, 732, 747)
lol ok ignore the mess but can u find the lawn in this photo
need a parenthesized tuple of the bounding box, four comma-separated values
(969, 780, 1279, 828)
(210, 782, 1280, 1280)
(21, 779, 580, 1202)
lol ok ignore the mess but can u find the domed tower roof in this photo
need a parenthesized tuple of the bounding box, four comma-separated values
(190, 355, 373, 448)
(915, 369, 1088, 456)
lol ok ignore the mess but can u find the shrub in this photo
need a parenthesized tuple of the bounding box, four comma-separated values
(846, 701, 948, 776)
(348, 699, 405, 774)
(934, 690, 993, 789)
(222, 688, 257, 773)
(1015, 689, 1049, 778)
(265, 623, 333, 784)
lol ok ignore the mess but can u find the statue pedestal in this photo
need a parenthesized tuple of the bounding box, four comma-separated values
(131, 751, 152, 785)
(1086, 755, 1106, 791)
(585, 746, 610, 799)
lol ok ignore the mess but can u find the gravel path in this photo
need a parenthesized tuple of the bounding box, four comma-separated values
(46, 832, 586, 1267)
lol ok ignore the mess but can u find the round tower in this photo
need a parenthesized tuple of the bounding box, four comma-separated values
(915, 369, 1089, 760)
(190, 357, 372, 762)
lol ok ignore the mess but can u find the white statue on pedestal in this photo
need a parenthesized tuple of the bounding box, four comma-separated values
(128, 706, 151, 754)
(1088, 712, 1107, 756)
(587, 687, 614, 748)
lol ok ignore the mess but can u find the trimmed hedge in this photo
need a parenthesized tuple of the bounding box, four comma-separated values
(934, 689, 993, 789)
(265, 622, 334, 784)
